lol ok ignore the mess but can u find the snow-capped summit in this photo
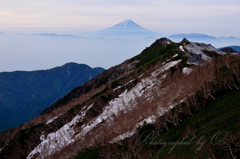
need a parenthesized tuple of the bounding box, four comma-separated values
(112, 19, 142, 28)
(93, 19, 160, 36)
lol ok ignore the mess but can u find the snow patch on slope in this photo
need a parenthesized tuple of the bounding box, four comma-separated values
(111, 93, 190, 143)
(182, 67, 192, 75)
(46, 116, 58, 125)
(27, 60, 182, 158)
(179, 46, 184, 52)
(110, 115, 157, 143)
(27, 104, 94, 159)
(172, 54, 178, 58)
(76, 60, 182, 140)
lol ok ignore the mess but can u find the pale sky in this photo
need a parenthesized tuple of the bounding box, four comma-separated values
(0, 0, 240, 37)
(0, 0, 240, 72)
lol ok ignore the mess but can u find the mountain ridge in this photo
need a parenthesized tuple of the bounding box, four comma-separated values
(169, 33, 217, 40)
(168, 33, 239, 40)
(1, 37, 240, 159)
(32, 33, 75, 37)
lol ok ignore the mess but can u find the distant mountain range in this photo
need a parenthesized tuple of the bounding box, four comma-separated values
(3, 21, 238, 41)
(0, 63, 104, 131)
(168, 33, 217, 40)
(28, 31, 240, 41)
(31, 32, 240, 43)
(219, 36, 237, 40)
(168, 33, 238, 41)
(92, 19, 160, 36)
(32, 33, 76, 37)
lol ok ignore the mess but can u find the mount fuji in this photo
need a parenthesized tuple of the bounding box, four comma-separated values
(93, 19, 160, 36)
(112, 19, 143, 28)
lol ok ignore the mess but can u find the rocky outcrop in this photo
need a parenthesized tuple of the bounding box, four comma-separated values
(180, 37, 190, 44)
(156, 37, 172, 45)
(178, 38, 225, 64)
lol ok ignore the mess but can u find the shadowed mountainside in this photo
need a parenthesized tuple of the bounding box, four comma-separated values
(219, 46, 240, 52)
(0, 63, 104, 130)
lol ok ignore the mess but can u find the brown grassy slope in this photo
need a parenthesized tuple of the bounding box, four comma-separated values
(2, 39, 234, 159)
(94, 55, 240, 159)
(0, 59, 137, 149)
(72, 55, 240, 159)
(41, 60, 137, 114)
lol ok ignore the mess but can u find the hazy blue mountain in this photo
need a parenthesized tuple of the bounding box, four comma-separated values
(168, 33, 240, 42)
(219, 46, 240, 52)
(33, 33, 75, 37)
(230, 46, 240, 51)
(219, 36, 237, 40)
(92, 19, 160, 36)
(0, 63, 105, 130)
(168, 33, 217, 40)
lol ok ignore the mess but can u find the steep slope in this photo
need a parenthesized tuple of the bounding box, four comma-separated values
(1, 37, 235, 159)
(0, 63, 105, 131)
(93, 19, 160, 36)
(143, 88, 240, 158)
(75, 88, 240, 159)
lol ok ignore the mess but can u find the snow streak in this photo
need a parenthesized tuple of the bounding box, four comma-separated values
(27, 60, 182, 158)
(27, 104, 94, 159)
